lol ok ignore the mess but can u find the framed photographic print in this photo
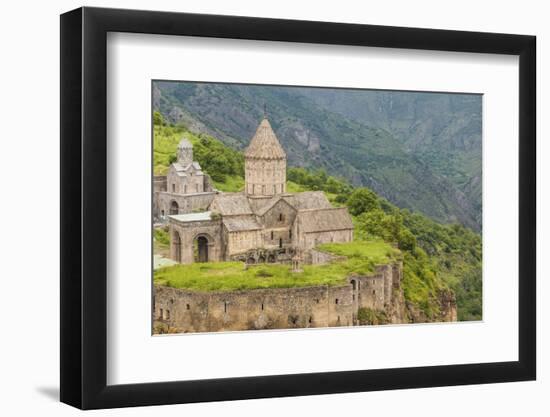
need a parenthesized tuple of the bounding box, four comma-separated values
(60, 6, 536, 409)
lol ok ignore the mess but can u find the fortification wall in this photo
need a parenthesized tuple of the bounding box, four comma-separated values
(154, 284, 354, 333)
(154, 262, 406, 333)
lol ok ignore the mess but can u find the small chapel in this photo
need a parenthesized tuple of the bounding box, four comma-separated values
(153, 116, 354, 265)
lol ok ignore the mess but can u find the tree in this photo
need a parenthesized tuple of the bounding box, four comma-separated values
(346, 188, 380, 216)
(398, 229, 417, 251)
(153, 111, 164, 126)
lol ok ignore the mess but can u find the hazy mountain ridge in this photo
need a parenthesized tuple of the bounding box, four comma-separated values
(153, 82, 482, 230)
(297, 88, 482, 226)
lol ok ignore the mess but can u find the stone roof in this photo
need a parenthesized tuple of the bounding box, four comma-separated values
(283, 191, 332, 211)
(247, 196, 276, 213)
(296, 207, 354, 233)
(223, 215, 263, 232)
(255, 195, 295, 216)
(209, 193, 253, 216)
(244, 118, 286, 160)
(178, 137, 193, 149)
(169, 211, 212, 223)
(171, 161, 203, 177)
(249, 191, 333, 216)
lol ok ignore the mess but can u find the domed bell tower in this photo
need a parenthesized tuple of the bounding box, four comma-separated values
(177, 138, 193, 166)
(244, 117, 286, 197)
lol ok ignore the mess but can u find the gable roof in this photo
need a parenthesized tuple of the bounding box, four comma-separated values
(244, 118, 286, 160)
(171, 161, 203, 177)
(296, 207, 354, 233)
(247, 191, 333, 216)
(209, 193, 253, 216)
(223, 215, 263, 232)
(283, 191, 332, 211)
(247, 196, 276, 213)
(255, 195, 296, 216)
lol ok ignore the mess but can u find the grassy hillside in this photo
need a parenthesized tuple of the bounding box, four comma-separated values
(153, 119, 481, 321)
(155, 240, 399, 292)
(153, 119, 244, 190)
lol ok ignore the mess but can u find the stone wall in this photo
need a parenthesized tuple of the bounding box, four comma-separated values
(226, 229, 262, 255)
(153, 176, 167, 192)
(245, 158, 286, 196)
(155, 191, 216, 219)
(169, 218, 223, 264)
(309, 248, 346, 265)
(298, 229, 353, 252)
(259, 199, 296, 249)
(154, 284, 354, 333)
(167, 166, 207, 195)
(154, 262, 407, 333)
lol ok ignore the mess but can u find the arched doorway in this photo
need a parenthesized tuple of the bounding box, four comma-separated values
(258, 255, 266, 263)
(173, 231, 182, 263)
(169, 200, 179, 215)
(194, 236, 209, 263)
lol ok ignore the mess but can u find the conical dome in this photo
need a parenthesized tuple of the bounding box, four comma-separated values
(178, 137, 193, 149)
(244, 118, 286, 160)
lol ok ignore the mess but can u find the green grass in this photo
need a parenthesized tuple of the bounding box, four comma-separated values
(154, 240, 399, 292)
(317, 240, 400, 265)
(286, 181, 308, 193)
(154, 228, 170, 246)
(212, 175, 244, 192)
(153, 124, 189, 175)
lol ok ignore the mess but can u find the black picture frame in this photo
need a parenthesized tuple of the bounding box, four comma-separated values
(60, 6, 536, 410)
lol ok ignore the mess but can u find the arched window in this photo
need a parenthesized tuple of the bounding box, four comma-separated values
(169, 200, 179, 215)
(271, 231, 274, 240)
(194, 236, 209, 263)
(279, 213, 284, 222)
(279, 238, 283, 248)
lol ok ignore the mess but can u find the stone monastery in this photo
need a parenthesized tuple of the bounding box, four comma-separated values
(153, 117, 354, 266)
(152, 116, 458, 333)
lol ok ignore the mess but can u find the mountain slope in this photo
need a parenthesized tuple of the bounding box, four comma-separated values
(153, 81, 481, 230)
(296, 88, 483, 226)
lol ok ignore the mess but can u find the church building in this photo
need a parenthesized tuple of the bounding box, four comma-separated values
(156, 116, 354, 265)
